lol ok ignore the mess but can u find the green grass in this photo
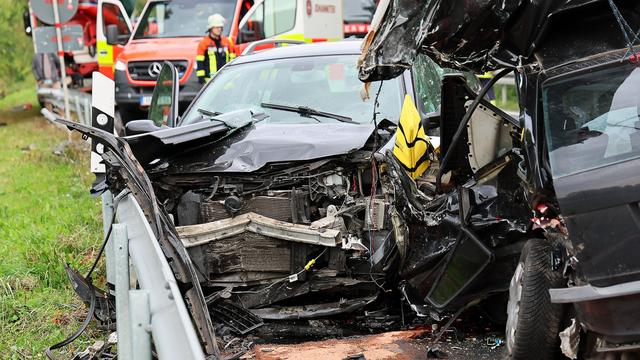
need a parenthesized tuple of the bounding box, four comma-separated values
(0, 80, 38, 112)
(494, 84, 520, 112)
(0, 108, 105, 357)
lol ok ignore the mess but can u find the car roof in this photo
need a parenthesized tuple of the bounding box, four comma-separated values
(231, 40, 364, 65)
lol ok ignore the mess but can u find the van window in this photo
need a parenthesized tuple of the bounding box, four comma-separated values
(134, 0, 237, 39)
(239, 2, 265, 42)
(343, 0, 376, 23)
(239, 0, 296, 43)
(264, 0, 296, 37)
(102, 3, 130, 37)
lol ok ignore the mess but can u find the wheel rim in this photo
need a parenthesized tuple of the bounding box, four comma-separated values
(506, 262, 524, 355)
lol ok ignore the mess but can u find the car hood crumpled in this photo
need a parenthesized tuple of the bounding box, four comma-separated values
(159, 122, 377, 174)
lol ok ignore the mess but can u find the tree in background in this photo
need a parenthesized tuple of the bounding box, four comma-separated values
(0, 0, 34, 91)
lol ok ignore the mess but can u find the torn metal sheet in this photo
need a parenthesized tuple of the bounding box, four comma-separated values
(358, 0, 631, 79)
(58, 119, 219, 356)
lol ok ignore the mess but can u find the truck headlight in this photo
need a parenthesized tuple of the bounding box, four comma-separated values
(115, 60, 127, 71)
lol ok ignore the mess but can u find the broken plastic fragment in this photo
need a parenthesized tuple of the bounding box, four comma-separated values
(559, 319, 580, 359)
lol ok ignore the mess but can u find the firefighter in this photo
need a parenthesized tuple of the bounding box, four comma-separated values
(196, 14, 236, 84)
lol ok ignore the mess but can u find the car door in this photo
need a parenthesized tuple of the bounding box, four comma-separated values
(97, 0, 133, 79)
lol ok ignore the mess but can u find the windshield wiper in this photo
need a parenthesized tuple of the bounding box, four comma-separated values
(261, 102, 358, 124)
(197, 108, 222, 117)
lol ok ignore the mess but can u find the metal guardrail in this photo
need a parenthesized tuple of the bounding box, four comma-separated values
(38, 87, 92, 126)
(103, 192, 206, 360)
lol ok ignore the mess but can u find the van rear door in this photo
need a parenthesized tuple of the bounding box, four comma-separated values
(97, 0, 133, 79)
(301, 0, 343, 41)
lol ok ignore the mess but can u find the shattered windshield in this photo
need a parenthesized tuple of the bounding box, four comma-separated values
(411, 54, 481, 113)
(543, 63, 640, 177)
(133, 0, 237, 39)
(181, 55, 403, 125)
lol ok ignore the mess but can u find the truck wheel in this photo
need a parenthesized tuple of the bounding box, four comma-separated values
(505, 239, 565, 360)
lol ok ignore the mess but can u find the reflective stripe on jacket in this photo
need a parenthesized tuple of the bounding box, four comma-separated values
(196, 35, 236, 82)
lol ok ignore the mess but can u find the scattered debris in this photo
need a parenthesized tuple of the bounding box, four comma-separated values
(484, 337, 504, 350)
(559, 319, 580, 360)
(11, 103, 33, 112)
(20, 143, 36, 152)
(427, 347, 448, 358)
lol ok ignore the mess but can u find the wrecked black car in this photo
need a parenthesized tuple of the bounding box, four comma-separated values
(360, 0, 640, 358)
(59, 40, 540, 358)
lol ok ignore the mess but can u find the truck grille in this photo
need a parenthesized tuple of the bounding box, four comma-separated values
(127, 60, 189, 81)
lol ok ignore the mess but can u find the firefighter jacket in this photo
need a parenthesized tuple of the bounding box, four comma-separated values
(196, 35, 236, 84)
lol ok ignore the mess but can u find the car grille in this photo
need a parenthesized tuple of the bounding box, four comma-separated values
(127, 60, 189, 81)
(200, 196, 293, 223)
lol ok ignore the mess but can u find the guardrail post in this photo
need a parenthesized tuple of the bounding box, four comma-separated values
(74, 95, 82, 122)
(84, 97, 91, 126)
(129, 290, 151, 360)
(102, 191, 116, 296)
(114, 223, 133, 360)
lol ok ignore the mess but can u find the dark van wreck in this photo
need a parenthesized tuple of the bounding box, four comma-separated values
(360, 0, 640, 358)
(61, 74, 530, 357)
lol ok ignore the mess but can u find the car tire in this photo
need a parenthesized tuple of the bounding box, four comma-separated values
(505, 239, 566, 360)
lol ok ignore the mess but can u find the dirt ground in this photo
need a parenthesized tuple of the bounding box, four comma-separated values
(244, 329, 505, 360)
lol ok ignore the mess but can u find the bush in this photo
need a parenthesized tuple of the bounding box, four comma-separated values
(0, 0, 33, 91)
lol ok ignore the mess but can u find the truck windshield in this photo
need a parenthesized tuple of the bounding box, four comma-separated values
(543, 63, 640, 178)
(133, 0, 237, 39)
(343, 0, 376, 23)
(181, 55, 403, 126)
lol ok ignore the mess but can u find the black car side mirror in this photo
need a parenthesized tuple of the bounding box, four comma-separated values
(106, 24, 120, 45)
(125, 120, 167, 135)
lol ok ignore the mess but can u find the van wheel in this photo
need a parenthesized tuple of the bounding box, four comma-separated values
(505, 239, 565, 360)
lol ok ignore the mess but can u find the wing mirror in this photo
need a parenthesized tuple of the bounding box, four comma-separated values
(106, 24, 123, 45)
(125, 120, 168, 135)
(147, 61, 180, 128)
